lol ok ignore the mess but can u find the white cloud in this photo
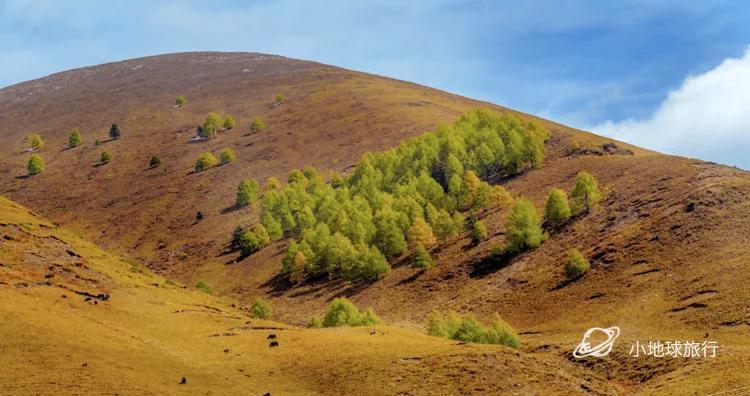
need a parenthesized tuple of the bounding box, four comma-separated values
(591, 48, 750, 170)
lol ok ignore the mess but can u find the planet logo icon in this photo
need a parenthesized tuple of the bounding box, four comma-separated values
(573, 326, 620, 358)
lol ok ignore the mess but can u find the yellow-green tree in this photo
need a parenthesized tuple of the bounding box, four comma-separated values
(195, 152, 217, 172)
(505, 198, 543, 253)
(545, 188, 571, 228)
(27, 153, 45, 175)
(407, 217, 436, 249)
(571, 171, 601, 214)
(68, 128, 83, 148)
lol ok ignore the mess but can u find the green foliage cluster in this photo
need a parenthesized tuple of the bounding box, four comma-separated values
(544, 188, 571, 229)
(308, 298, 381, 328)
(195, 152, 217, 172)
(26, 133, 44, 150)
(255, 110, 548, 282)
(412, 243, 434, 269)
(149, 155, 161, 168)
(236, 179, 260, 207)
(199, 112, 235, 139)
(195, 280, 213, 294)
(275, 93, 285, 104)
(505, 198, 544, 253)
(100, 151, 113, 164)
(250, 116, 266, 133)
(176, 95, 187, 107)
(236, 224, 271, 256)
(251, 298, 273, 319)
(69, 128, 83, 148)
(219, 147, 236, 165)
(571, 171, 602, 214)
(427, 310, 520, 348)
(27, 154, 45, 175)
(565, 248, 590, 279)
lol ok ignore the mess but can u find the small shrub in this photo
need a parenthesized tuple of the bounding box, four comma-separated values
(230, 225, 246, 249)
(565, 248, 590, 280)
(320, 298, 381, 327)
(100, 151, 113, 164)
(236, 179, 260, 207)
(149, 155, 161, 168)
(308, 316, 323, 328)
(26, 133, 44, 150)
(69, 128, 83, 148)
(219, 147, 236, 165)
(427, 310, 520, 348)
(412, 243, 434, 269)
(195, 280, 213, 294)
(250, 116, 266, 133)
(545, 188, 571, 229)
(223, 115, 236, 130)
(196, 211, 204, 220)
(175, 96, 187, 107)
(95, 139, 101, 147)
(275, 93, 285, 104)
(27, 154, 45, 175)
(195, 152, 217, 172)
(251, 299, 273, 319)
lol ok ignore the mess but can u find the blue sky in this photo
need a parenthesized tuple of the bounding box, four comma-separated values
(2, 0, 749, 169)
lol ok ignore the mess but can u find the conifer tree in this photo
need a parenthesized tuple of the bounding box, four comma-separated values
(412, 243, 434, 269)
(109, 124, 121, 140)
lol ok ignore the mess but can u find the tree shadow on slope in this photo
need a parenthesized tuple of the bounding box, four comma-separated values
(469, 249, 516, 278)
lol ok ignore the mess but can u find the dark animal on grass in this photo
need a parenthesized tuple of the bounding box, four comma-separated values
(267, 334, 277, 340)
(269, 341, 279, 348)
(179, 377, 187, 384)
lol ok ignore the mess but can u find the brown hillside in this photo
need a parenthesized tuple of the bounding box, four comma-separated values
(1, 52, 749, 394)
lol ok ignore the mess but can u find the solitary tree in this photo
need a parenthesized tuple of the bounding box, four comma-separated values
(565, 248, 590, 280)
(223, 115, 236, 130)
(250, 116, 266, 134)
(175, 95, 187, 107)
(100, 151, 113, 164)
(149, 155, 161, 168)
(195, 152, 217, 172)
(219, 147, 236, 165)
(109, 124, 121, 140)
(200, 112, 222, 138)
(505, 198, 544, 253)
(236, 179, 260, 207)
(571, 171, 601, 214)
(26, 133, 44, 150)
(68, 128, 83, 148)
(27, 154, 45, 175)
(251, 299, 273, 319)
(545, 188, 571, 229)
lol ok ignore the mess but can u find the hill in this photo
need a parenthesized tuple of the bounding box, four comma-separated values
(1, 52, 749, 394)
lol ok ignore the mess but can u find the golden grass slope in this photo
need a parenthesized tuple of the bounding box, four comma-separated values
(0, 196, 623, 395)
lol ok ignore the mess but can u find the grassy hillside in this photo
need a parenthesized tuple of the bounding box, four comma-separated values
(0, 195, 622, 395)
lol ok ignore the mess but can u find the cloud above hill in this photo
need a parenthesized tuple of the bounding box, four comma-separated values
(591, 49, 750, 170)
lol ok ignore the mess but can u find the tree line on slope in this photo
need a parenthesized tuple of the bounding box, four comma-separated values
(234, 109, 551, 283)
